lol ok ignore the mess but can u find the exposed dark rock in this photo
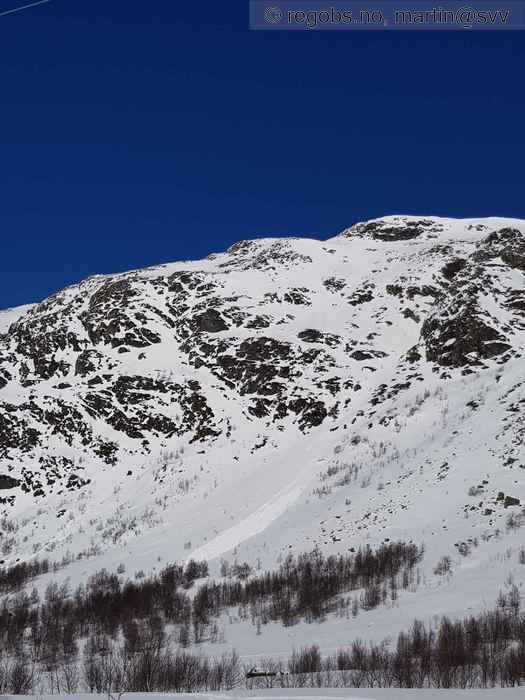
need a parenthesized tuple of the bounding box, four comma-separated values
(193, 309, 229, 333)
(298, 329, 324, 343)
(75, 349, 105, 377)
(502, 251, 525, 271)
(0, 475, 20, 490)
(298, 330, 340, 347)
(441, 258, 467, 280)
(351, 218, 439, 241)
(386, 284, 403, 297)
(348, 289, 374, 306)
(422, 296, 511, 368)
(246, 315, 271, 329)
(402, 308, 420, 323)
(351, 350, 374, 361)
(284, 289, 311, 305)
(323, 277, 347, 293)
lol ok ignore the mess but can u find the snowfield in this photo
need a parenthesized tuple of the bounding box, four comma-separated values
(0, 303, 35, 333)
(7, 690, 525, 699)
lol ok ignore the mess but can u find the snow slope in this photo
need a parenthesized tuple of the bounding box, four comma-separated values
(0, 303, 34, 333)
(0, 215, 524, 654)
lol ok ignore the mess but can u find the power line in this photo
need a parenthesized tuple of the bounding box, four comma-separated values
(0, 0, 52, 19)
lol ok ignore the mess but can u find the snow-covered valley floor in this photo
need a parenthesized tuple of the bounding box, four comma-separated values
(7, 690, 525, 699)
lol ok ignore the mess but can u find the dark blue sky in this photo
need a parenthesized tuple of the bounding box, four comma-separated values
(0, 0, 524, 308)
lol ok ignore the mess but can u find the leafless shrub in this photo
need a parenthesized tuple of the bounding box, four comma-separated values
(506, 512, 523, 531)
(434, 555, 452, 576)
(468, 485, 484, 497)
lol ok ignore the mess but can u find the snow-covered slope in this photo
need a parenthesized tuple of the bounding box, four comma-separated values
(0, 215, 524, 637)
(0, 303, 35, 334)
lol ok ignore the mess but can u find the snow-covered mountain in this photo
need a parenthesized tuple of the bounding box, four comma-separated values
(0, 215, 524, 634)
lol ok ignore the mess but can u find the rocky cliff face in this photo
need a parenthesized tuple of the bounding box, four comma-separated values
(0, 216, 524, 582)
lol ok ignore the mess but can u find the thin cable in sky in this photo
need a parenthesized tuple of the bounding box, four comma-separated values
(0, 0, 52, 18)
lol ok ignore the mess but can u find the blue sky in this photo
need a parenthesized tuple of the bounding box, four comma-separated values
(0, 0, 524, 307)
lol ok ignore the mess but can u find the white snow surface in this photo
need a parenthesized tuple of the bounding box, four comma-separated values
(0, 303, 34, 332)
(7, 690, 525, 699)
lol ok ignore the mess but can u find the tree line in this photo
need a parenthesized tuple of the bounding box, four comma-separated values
(0, 558, 53, 594)
(194, 542, 423, 627)
(0, 542, 423, 692)
(251, 595, 525, 690)
(4, 596, 525, 692)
